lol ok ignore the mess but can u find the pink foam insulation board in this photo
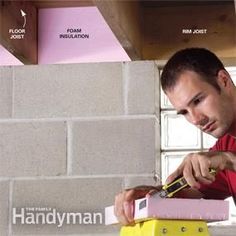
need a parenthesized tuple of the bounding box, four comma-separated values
(0, 44, 23, 66)
(38, 7, 131, 64)
(105, 197, 229, 225)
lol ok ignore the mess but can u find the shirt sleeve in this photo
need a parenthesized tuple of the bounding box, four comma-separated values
(199, 171, 231, 199)
(198, 138, 231, 199)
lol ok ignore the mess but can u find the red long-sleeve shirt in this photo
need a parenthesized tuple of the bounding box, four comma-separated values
(199, 134, 236, 201)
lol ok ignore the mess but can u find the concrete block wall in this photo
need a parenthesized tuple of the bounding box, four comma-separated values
(0, 61, 160, 236)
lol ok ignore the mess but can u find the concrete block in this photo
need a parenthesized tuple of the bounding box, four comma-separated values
(209, 226, 236, 236)
(123, 176, 159, 190)
(154, 119, 161, 176)
(13, 234, 119, 236)
(124, 61, 156, 115)
(0, 181, 9, 236)
(70, 118, 156, 175)
(13, 63, 124, 118)
(154, 64, 161, 116)
(0, 67, 13, 118)
(12, 178, 122, 234)
(12, 234, 119, 236)
(0, 121, 66, 177)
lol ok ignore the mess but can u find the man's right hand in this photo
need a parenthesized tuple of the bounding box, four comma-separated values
(114, 185, 162, 225)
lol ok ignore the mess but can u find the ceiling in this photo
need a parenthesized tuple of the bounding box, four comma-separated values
(0, 0, 236, 64)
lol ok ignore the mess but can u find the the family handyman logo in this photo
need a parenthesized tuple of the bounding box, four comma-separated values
(12, 207, 103, 227)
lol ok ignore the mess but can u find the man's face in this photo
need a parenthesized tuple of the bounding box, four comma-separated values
(166, 70, 234, 138)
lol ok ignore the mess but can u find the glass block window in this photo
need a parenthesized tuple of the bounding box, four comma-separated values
(203, 132, 217, 149)
(161, 151, 192, 183)
(160, 84, 173, 109)
(161, 111, 201, 150)
(226, 67, 236, 85)
(159, 66, 236, 223)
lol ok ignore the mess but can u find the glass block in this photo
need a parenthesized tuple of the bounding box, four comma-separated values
(202, 132, 217, 149)
(159, 69, 173, 109)
(161, 152, 187, 183)
(160, 87, 173, 109)
(161, 111, 201, 150)
(226, 67, 236, 85)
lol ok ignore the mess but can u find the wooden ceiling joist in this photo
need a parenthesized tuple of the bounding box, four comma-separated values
(32, 0, 94, 9)
(142, 1, 236, 60)
(1, 0, 235, 64)
(93, 0, 142, 60)
(0, 0, 38, 64)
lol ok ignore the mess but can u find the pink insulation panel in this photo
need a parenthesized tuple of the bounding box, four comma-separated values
(0, 44, 23, 66)
(105, 197, 229, 225)
(38, 7, 131, 64)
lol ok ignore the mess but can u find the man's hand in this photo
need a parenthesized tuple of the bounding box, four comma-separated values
(114, 185, 162, 225)
(166, 151, 234, 188)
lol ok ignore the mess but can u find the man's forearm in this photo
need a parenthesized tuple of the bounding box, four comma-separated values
(224, 152, 236, 171)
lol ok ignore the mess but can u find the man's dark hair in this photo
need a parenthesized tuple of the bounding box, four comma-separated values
(160, 48, 225, 92)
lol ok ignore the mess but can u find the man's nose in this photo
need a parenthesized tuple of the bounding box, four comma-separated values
(189, 110, 207, 126)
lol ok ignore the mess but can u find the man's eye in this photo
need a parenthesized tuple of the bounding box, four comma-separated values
(194, 97, 202, 105)
(178, 110, 188, 116)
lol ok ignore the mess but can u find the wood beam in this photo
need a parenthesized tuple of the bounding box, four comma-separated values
(142, 2, 236, 60)
(0, 0, 37, 64)
(93, 0, 142, 60)
(235, 0, 236, 14)
(32, 0, 94, 9)
(141, 0, 235, 8)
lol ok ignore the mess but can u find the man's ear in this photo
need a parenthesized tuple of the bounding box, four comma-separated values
(216, 69, 231, 88)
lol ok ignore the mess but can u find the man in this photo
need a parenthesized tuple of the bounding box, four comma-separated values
(114, 48, 236, 226)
